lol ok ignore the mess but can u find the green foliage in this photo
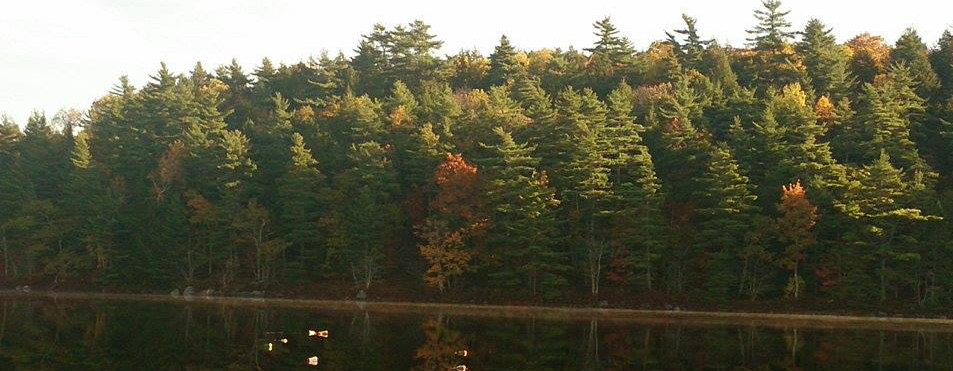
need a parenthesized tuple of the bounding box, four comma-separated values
(5, 15, 952, 307)
(481, 128, 567, 297)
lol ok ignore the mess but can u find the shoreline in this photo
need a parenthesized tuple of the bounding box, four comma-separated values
(4, 290, 953, 332)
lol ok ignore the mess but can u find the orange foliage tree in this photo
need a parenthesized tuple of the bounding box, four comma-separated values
(416, 153, 487, 293)
(846, 33, 891, 84)
(776, 180, 817, 298)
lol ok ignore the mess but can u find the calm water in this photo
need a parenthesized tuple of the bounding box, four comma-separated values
(0, 297, 952, 370)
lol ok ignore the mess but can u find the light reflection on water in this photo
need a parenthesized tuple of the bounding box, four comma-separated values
(0, 297, 952, 370)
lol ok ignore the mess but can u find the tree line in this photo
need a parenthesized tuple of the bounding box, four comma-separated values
(2, 0, 952, 304)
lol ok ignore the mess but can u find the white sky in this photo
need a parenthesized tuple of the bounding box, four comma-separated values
(2, 0, 952, 126)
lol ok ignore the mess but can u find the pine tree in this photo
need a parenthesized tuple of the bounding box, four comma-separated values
(700, 42, 741, 93)
(214, 129, 256, 288)
(20, 111, 64, 200)
(932, 30, 953, 101)
(653, 83, 713, 292)
(603, 83, 667, 290)
(739, 0, 806, 92)
(247, 93, 294, 205)
(487, 35, 524, 86)
(797, 19, 853, 100)
(666, 14, 711, 71)
(857, 63, 927, 169)
(277, 133, 329, 279)
(584, 17, 635, 94)
(352, 24, 391, 97)
(334, 141, 401, 289)
(561, 88, 613, 297)
(694, 144, 758, 299)
(386, 20, 444, 89)
(892, 28, 941, 98)
(584, 17, 634, 64)
(64, 133, 115, 273)
(481, 127, 566, 297)
(836, 150, 940, 301)
(216, 59, 254, 129)
(746, 0, 795, 52)
(0, 119, 27, 278)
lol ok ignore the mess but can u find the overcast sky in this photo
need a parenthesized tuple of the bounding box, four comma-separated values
(2, 0, 952, 126)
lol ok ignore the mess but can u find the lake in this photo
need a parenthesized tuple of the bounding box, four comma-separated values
(1, 294, 952, 370)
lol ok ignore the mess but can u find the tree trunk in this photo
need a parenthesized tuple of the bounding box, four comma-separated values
(794, 259, 800, 299)
(644, 244, 652, 290)
(880, 256, 887, 303)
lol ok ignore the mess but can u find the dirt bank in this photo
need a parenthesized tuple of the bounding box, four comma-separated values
(4, 290, 953, 333)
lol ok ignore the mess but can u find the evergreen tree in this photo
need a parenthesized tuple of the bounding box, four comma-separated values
(20, 111, 64, 200)
(891, 28, 941, 98)
(481, 128, 566, 297)
(746, 0, 795, 52)
(64, 133, 115, 274)
(836, 151, 940, 301)
(334, 141, 401, 289)
(694, 144, 758, 299)
(585, 17, 634, 64)
(487, 35, 524, 86)
(797, 19, 853, 100)
(857, 63, 928, 169)
(584, 17, 635, 94)
(561, 88, 613, 297)
(666, 14, 711, 71)
(603, 84, 667, 290)
(932, 30, 953, 101)
(277, 133, 330, 279)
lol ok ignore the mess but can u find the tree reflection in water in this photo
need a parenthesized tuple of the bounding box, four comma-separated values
(0, 298, 953, 370)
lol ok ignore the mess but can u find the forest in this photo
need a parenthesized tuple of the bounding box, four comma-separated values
(1, 0, 952, 307)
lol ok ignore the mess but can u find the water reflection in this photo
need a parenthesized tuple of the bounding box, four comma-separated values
(0, 297, 952, 370)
